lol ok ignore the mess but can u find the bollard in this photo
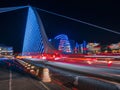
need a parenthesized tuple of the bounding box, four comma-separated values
(36, 69, 39, 76)
(25, 65, 27, 68)
(28, 64, 31, 67)
(27, 67, 30, 70)
(42, 68, 51, 82)
(25, 63, 28, 65)
(73, 76, 79, 86)
(30, 69, 36, 75)
(31, 66, 35, 69)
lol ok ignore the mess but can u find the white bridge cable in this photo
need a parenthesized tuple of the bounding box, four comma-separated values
(0, 6, 120, 35)
(36, 7, 120, 35)
(0, 6, 28, 13)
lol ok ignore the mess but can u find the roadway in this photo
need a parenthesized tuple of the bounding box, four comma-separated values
(23, 58, 120, 90)
(46, 61, 120, 81)
(58, 57, 120, 69)
(25, 58, 120, 81)
(0, 58, 70, 90)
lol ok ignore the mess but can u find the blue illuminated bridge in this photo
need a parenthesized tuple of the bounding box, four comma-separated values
(0, 6, 120, 55)
(0, 6, 120, 90)
(0, 6, 55, 55)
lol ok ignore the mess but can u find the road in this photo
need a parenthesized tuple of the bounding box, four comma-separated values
(0, 58, 70, 90)
(23, 58, 120, 90)
(25, 58, 120, 82)
(54, 57, 120, 69)
(1, 57, 119, 90)
(46, 61, 120, 81)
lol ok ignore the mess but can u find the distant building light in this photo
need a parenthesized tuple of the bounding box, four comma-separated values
(49, 39, 52, 42)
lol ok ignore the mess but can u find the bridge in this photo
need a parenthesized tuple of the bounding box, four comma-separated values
(0, 6, 56, 55)
(0, 6, 120, 90)
(0, 5, 120, 56)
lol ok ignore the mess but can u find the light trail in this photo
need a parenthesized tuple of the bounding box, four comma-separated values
(36, 7, 120, 35)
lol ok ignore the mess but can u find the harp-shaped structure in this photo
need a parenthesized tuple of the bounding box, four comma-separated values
(0, 6, 55, 55)
(22, 6, 55, 55)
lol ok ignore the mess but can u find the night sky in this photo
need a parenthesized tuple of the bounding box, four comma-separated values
(0, 1, 120, 52)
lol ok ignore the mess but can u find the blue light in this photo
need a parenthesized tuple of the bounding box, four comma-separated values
(55, 34, 68, 40)
(75, 42, 79, 48)
(55, 34, 72, 53)
(0, 6, 27, 13)
(0, 6, 57, 55)
(49, 39, 52, 41)
(22, 7, 44, 55)
(83, 40, 87, 48)
(83, 40, 87, 54)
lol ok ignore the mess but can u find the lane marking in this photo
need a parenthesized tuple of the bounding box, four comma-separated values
(9, 70, 12, 90)
(39, 81, 50, 90)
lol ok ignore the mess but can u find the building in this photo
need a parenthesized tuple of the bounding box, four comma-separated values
(108, 42, 120, 53)
(49, 34, 76, 53)
(0, 44, 13, 56)
(87, 43, 101, 54)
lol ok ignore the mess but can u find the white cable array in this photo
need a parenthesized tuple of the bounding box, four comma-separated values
(36, 7, 120, 35)
(0, 6, 28, 13)
(0, 6, 119, 35)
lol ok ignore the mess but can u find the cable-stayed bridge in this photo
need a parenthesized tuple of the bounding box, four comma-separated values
(0, 6, 55, 55)
(0, 6, 120, 90)
(0, 6, 120, 56)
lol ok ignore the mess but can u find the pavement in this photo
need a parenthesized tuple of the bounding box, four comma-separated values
(0, 59, 71, 90)
(23, 59, 120, 90)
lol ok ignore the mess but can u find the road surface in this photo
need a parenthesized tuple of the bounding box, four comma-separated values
(0, 58, 70, 90)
